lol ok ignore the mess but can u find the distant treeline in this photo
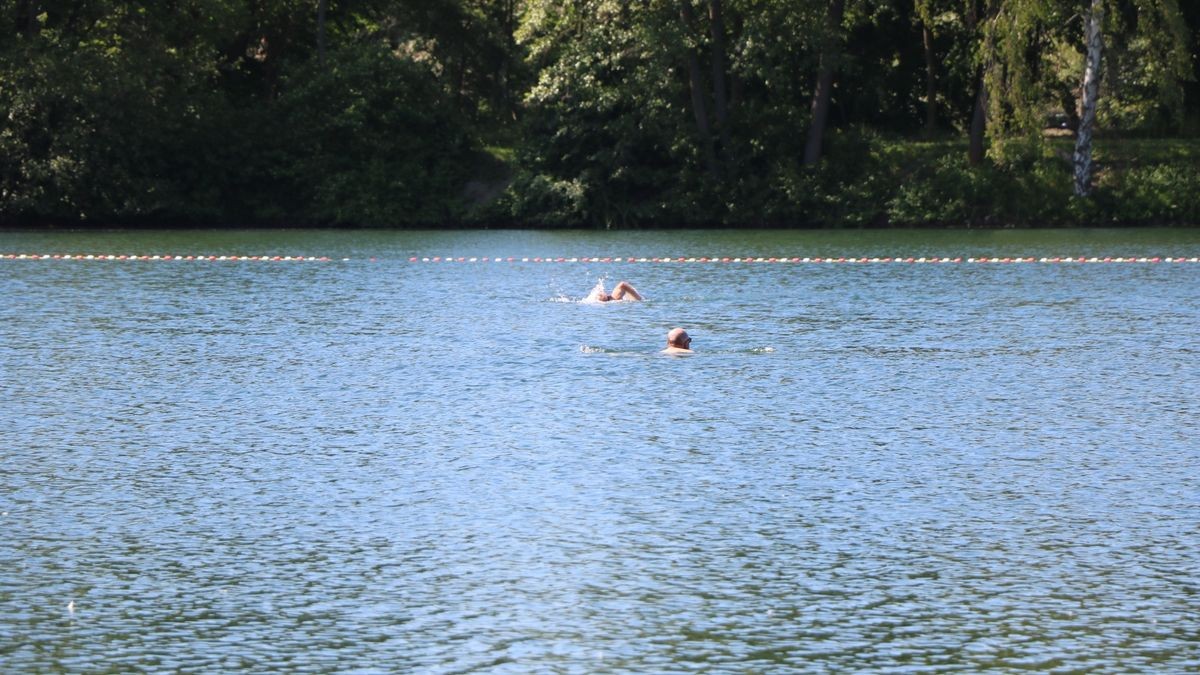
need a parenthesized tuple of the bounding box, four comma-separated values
(1, 0, 1198, 228)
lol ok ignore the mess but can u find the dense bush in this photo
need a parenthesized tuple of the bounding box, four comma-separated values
(1097, 165, 1200, 224)
(0, 25, 235, 224)
(270, 46, 476, 226)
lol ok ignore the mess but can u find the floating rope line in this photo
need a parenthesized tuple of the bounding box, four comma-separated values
(4, 254, 1199, 264)
(406, 256, 1199, 264)
(1, 254, 339, 261)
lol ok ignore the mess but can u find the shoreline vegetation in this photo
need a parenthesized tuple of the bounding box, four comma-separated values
(2, 2, 1198, 230)
(6, 135, 1198, 230)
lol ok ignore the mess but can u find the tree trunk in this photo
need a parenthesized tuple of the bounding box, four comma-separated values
(16, 0, 38, 36)
(1073, 0, 1103, 197)
(965, 0, 993, 167)
(803, 0, 845, 167)
(968, 74, 987, 166)
(708, 0, 730, 150)
(679, 1, 719, 179)
(922, 21, 937, 135)
(498, 0, 517, 119)
(1056, 83, 1081, 132)
(317, 0, 328, 65)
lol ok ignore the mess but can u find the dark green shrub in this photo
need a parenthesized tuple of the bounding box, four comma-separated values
(1097, 165, 1200, 224)
(271, 45, 476, 226)
(887, 156, 1000, 225)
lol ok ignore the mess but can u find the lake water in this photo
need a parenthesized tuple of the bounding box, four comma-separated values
(2, 229, 1198, 672)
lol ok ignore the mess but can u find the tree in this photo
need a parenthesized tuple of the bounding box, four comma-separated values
(802, 0, 845, 166)
(1073, 0, 1103, 195)
(679, 0, 720, 178)
(965, 0, 1007, 166)
(316, 0, 328, 64)
(272, 43, 475, 225)
(919, 3, 938, 134)
(978, 0, 1190, 189)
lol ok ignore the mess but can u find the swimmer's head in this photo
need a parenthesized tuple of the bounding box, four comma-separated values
(667, 327, 691, 348)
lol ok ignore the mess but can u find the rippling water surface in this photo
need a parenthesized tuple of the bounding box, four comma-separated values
(3, 229, 1199, 672)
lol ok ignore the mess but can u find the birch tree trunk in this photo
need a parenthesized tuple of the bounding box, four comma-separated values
(1073, 0, 1104, 197)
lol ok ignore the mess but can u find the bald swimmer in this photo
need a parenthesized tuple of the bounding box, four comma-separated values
(662, 327, 694, 354)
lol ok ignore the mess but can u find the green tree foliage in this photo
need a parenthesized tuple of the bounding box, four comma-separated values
(0, 0, 493, 225)
(0, 0, 1196, 227)
(271, 42, 473, 225)
(508, 0, 721, 227)
(980, 0, 1191, 151)
(0, 2, 242, 222)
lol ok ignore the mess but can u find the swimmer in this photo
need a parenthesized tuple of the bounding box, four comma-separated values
(590, 280, 643, 302)
(662, 327, 694, 354)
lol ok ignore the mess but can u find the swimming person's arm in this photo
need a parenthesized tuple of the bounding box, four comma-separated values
(611, 281, 642, 301)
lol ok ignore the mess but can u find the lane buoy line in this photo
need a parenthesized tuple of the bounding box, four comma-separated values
(408, 256, 1199, 264)
(1, 254, 339, 261)
(4, 254, 1199, 264)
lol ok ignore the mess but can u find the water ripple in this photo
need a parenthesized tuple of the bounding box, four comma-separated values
(2, 230, 1198, 672)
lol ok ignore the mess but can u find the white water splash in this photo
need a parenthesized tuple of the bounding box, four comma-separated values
(581, 278, 609, 304)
